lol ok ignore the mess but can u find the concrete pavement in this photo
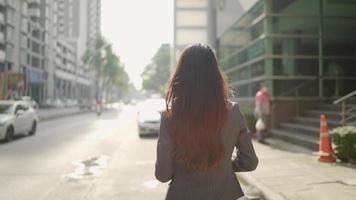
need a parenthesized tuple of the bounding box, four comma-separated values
(3, 104, 355, 200)
(238, 141, 356, 200)
(0, 106, 167, 200)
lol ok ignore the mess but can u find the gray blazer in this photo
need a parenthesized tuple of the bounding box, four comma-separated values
(155, 102, 258, 200)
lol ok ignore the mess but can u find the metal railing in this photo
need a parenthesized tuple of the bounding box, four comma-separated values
(333, 90, 356, 125)
(278, 79, 318, 116)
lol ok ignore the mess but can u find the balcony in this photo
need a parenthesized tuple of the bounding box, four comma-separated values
(27, 0, 41, 4)
(0, 50, 5, 61)
(28, 8, 41, 18)
(0, 12, 4, 24)
(0, 32, 4, 44)
(6, 0, 15, 8)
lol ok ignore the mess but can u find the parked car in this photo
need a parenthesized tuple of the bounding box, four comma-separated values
(0, 100, 39, 142)
(137, 98, 165, 137)
(20, 96, 39, 110)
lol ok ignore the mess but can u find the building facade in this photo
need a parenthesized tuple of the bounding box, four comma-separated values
(217, 0, 356, 125)
(0, 0, 47, 102)
(218, 0, 356, 102)
(174, 0, 215, 67)
(0, 0, 101, 105)
(46, 0, 100, 104)
(172, 0, 356, 127)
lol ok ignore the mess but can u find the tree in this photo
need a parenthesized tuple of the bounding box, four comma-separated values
(82, 37, 130, 102)
(141, 44, 171, 94)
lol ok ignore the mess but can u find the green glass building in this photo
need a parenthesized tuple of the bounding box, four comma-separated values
(218, 0, 356, 126)
(219, 0, 356, 98)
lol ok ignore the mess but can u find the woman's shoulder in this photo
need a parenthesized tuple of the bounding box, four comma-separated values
(227, 101, 245, 122)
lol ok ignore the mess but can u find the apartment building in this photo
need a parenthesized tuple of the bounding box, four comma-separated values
(0, 0, 101, 104)
(0, 0, 46, 102)
(47, 0, 101, 103)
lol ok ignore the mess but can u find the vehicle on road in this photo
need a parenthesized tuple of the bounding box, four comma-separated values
(0, 101, 39, 142)
(137, 98, 165, 137)
(20, 96, 39, 110)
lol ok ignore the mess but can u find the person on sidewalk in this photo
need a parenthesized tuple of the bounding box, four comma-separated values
(254, 84, 270, 143)
(155, 44, 259, 200)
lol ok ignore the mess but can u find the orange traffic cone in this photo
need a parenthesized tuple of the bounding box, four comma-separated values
(318, 114, 336, 162)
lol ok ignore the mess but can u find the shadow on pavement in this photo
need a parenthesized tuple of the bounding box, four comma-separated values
(94, 108, 122, 120)
(0, 134, 32, 145)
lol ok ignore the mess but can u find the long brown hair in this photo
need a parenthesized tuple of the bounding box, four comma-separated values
(165, 44, 228, 171)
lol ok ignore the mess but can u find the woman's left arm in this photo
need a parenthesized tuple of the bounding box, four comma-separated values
(155, 115, 174, 183)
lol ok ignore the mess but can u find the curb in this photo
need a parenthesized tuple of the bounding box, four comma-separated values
(38, 110, 92, 122)
(238, 173, 287, 200)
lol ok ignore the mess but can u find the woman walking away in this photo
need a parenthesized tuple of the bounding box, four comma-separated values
(155, 44, 258, 200)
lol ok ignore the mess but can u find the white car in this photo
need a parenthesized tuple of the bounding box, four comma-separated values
(20, 96, 39, 109)
(137, 98, 165, 137)
(0, 101, 39, 142)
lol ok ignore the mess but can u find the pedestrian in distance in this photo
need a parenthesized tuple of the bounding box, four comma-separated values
(155, 44, 258, 200)
(254, 84, 270, 143)
(96, 99, 102, 116)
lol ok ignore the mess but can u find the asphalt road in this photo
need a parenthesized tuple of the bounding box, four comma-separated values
(0, 105, 167, 200)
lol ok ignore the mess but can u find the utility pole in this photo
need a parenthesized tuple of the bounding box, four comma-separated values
(4, 61, 8, 99)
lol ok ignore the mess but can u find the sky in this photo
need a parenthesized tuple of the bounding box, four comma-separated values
(102, 0, 173, 90)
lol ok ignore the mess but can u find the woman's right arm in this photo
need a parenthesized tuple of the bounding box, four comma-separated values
(155, 115, 174, 183)
(232, 104, 259, 172)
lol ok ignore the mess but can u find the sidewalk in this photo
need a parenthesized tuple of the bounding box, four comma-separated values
(238, 141, 356, 200)
(37, 107, 90, 121)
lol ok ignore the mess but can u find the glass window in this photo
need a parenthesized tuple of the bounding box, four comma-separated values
(234, 84, 249, 97)
(32, 56, 40, 68)
(326, 18, 356, 37)
(251, 61, 265, 77)
(6, 27, 14, 41)
(324, 0, 356, 17)
(6, 45, 14, 61)
(270, 37, 319, 56)
(15, 104, 29, 113)
(323, 58, 356, 77)
(176, 10, 207, 27)
(219, 1, 265, 61)
(271, 0, 319, 15)
(228, 67, 250, 82)
(21, 51, 27, 66)
(271, 58, 318, 76)
(247, 40, 265, 60)
(274, 79, 319, 96)
(6, 10, 15, 24)
(220, 39, 265, 69)
(270, 16, 319, 35)
(250, 21, 264, 40)
(0, 104, 13, 114)
(323, 37, 356, 57)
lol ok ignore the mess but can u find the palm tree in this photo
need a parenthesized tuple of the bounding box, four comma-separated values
(82, 37, 129, 103)
(82, 37, 109, 102)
